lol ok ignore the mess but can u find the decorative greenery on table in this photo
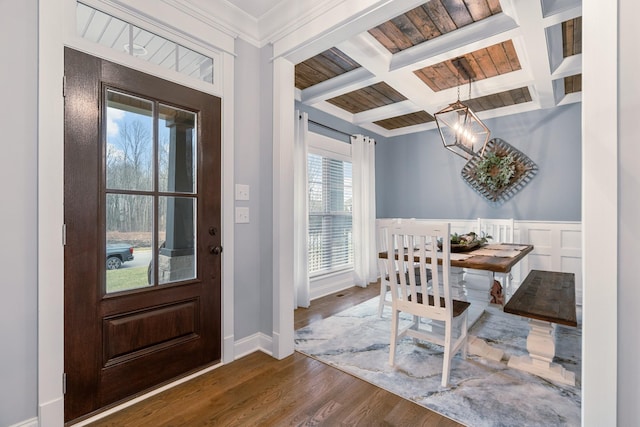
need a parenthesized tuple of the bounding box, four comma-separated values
(439, 231, 492, 252)
(461, 138, 538, 206)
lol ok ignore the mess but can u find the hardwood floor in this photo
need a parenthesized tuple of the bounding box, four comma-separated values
(87, 284, 462, 426)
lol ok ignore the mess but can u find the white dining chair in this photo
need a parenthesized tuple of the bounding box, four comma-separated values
(477, 218, 515, 301)
(377, 219, 430, 317)
(383, 222, 470, 387)
(376, 221, 393, 317)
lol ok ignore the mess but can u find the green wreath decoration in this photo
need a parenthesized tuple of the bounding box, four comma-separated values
(475, 152, 515, 192)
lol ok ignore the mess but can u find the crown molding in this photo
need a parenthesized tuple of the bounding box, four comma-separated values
(165, 0, 345, 48)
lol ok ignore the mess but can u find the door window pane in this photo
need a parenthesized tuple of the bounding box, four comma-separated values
(158, 196, 196, 284)
(159, 104, 196, 193)
(105, 194, 153, 293)
(106, 90, 154, 191)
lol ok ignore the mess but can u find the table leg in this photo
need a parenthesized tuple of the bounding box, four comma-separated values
(469, 335, 504, 361)
(507, 319, 575, 386)
(449, 266, 465, 287)
(444, 267, 504, 362)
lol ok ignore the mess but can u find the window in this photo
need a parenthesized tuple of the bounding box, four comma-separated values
(76, 2, 214, 84)
(307, 153, 353, 277)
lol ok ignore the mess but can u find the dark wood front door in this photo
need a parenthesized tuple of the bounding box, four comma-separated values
(63, 48, 222, 423)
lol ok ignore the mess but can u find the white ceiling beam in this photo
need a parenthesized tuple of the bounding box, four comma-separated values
(300, 68, 377, 104)
(376, 121, 437, 137)
(542, 4, 582, 26)
(273, 0, 427, 63)
(306, 100, 358, 124)
(336, 32, 393, 76)
(389, 13, 519, 72)
(352, 100, 419, 124)
(390, 26, 523, 74)
(540, 0, 581, 19)
(406, 69, 533, 114)
(506, 1, 557, 110)
(557, 91, 581, 106)
(552, 54, 582, 79)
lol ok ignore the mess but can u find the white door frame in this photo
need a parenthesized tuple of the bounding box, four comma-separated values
(37, 1, 236, 423)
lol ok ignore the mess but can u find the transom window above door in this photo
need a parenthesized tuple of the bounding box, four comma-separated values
(76, 2, 215, 85)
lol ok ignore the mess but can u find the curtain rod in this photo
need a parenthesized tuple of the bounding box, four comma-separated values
(299, 115, 376, 144)
(306, 118, 354, 139)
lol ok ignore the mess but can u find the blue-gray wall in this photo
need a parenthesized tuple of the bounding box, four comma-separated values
(233, 39, 274, 338)
(375, 103, 582, 221)
(0, 1, 38, 425)
(619, 1, 640, 423)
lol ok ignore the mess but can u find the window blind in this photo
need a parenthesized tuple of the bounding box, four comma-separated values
(307, 153, 353, 276)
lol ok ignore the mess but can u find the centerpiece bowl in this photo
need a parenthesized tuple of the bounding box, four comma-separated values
(438, 232, 490, 253)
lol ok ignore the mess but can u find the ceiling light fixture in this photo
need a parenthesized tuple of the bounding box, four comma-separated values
(434, 58, 490, 160)
(124, 43, 148, 57)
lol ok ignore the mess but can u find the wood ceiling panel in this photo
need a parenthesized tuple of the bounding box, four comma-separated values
(414, 40, 521, 92)
(564, 74, 582, 94)
(425, 1, 458, 34)
(441, 0, 474, 27)
(327, 82, 407, 114)
(405, 6, 441, 40)
(374, 111, 435, 130)
(486, 0, 502, 14)
(463, 87, 531, 112)
(295, 48, 361, 90)
(562, 17, 582, 57)
(465, 0, 494, 21)
(368, 0, 502, 53)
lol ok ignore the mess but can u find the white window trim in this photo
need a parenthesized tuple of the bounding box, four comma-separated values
(307, 131, 354, 294)
(308, 131, 351, 161)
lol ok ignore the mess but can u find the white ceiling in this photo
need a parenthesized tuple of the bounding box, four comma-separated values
(225, 0, 284, 19)
(169, 0, 582, 137)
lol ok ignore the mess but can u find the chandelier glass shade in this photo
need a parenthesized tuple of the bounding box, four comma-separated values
(434, 99, 490, 160)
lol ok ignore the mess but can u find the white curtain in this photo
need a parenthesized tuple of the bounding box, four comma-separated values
(351, 134, 378, 287)
(293, 111, 310, 308)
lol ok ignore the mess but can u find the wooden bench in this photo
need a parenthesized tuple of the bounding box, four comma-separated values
(503, 270, 577, 385)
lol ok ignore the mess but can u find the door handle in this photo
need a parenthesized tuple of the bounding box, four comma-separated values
(209, 245, 223, 255)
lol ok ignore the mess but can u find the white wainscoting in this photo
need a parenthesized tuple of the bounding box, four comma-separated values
(515, 221, 583, 306)
(376, 219, 583, 306)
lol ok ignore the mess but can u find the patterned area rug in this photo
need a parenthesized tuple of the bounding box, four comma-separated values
(295, 297, 581, 427)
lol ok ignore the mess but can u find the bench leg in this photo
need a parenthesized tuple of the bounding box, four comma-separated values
(507, 319, 575, 386)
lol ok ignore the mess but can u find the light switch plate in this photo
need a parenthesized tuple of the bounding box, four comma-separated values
(235, 184, 250, 201)
(235, 207, 249, 223)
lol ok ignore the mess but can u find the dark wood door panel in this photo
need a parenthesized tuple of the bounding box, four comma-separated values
(103, 298, 200, 364)
(64, 47, 221, 423)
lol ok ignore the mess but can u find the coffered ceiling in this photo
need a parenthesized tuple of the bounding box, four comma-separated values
(292, 0, 582, 137)
(168, 0, 582, 137)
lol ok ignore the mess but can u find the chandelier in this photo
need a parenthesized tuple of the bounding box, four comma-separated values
(434, 58, 490, 160)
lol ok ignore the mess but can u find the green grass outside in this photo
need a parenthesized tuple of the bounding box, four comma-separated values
(106, 266, 150, 293)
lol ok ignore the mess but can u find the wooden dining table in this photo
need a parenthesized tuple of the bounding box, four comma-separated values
(379, 243, 534, 361)
(378, 243, 533, 275)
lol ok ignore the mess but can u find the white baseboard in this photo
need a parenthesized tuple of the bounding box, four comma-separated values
(38, 396, 63, 427)
(310, 271, 355, 301)
(233, 332, 273, 359)
(8, 418, 38, 427)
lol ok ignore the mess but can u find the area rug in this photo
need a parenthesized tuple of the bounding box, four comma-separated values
(295, 297, 581, 427)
